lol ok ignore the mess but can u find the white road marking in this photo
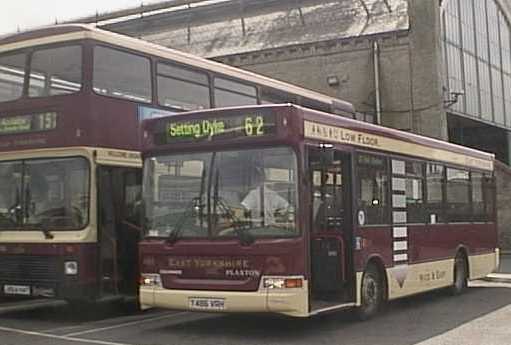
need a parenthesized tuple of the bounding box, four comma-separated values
(40, 310, 173, 334)
(64, 311, 190, 336)
(0, 325, 135, 345)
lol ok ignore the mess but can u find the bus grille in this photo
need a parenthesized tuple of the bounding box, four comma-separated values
(0, 256, 59, 282)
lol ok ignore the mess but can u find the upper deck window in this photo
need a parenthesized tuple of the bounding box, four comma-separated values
(29, 46, 82, 97)
(157, 63, 210, 111)
(214, 77, 257, 107)
(93, 46, 151, 103)
(0, 53, 25, 102)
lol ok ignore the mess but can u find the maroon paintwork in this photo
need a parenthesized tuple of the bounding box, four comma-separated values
(140, 238, 305, 291)
(140, 104, 498, 293)
(0, 243, 98, 300)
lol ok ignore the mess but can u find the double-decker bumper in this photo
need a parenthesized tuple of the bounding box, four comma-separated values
(140, 276, 309, 318)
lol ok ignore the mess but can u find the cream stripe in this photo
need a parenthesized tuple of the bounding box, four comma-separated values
(392, 160, 405, 175)
(393, 253, 408, 262)
(393, 211, 407, 224)
(393, 241, 408, 251)
(304, 121, 493, 171)
(392, 178, 406, 192)
(393, 227, 408, 238)
(392, 194, 406, 208)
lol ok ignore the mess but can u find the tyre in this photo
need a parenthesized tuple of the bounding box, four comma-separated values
(449, 253, 468, 295)
(356, 264, 384, 321)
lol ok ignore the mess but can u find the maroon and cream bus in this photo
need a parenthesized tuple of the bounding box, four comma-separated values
(0, 24, 354, 304)
(139, 104, 498, 318)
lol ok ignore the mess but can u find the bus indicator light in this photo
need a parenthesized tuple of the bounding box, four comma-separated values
(284, 278, 303, 289)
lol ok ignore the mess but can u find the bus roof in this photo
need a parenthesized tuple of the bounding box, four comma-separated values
(143, 104, 495, 171)
(0, 24, 354, 114)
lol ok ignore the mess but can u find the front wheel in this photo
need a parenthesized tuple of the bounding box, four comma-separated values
(449, 253, 468, 295)
(356, 264, 384, 320)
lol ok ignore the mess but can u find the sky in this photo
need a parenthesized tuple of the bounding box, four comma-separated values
(0, 0, 162, 35)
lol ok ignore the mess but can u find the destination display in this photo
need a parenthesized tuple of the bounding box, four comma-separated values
(0, 112, 57, 135)
(154, 113, 277, 145)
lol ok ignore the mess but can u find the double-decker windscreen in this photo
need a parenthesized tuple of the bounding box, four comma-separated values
(0, 157, 89, 230)
(143, 147, 298, 239)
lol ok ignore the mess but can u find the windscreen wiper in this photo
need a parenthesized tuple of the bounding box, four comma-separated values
(167, 168, 207, 244)
(40, 222, 54, 240)
(212, 170, 254, 246)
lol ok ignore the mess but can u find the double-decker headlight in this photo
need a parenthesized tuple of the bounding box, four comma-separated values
(140, 273, 162, 287)
(64, 261, 78, 275)
(263, 277, 303, 289)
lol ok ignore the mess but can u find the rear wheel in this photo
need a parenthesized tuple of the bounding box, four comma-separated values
(356, 264, 384, 320)
(449, 253, 468, 295)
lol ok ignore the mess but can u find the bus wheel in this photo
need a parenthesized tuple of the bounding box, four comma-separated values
(449, 253, 468, 295)
(356, 264, 384, 321)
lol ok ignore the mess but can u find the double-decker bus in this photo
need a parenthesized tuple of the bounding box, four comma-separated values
(0, 24, 354, 304)
(139, 104, 498, 318)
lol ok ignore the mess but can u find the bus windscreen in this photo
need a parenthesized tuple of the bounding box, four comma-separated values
(143, 146, 297, 239)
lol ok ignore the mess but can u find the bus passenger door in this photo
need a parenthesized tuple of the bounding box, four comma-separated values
(308, 148, 353, 303)
(97, 167, 118, 296)
(97, 166, 142, 298)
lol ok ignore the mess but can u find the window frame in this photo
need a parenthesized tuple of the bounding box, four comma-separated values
(92, 44, 153, 104)
(0, 50, 28, 102)
(355, 151, 391, 227)
(0, 155, 92, 231)
(27, 43, 84, 99)
(212, 75, 258, 108)
(155, 60, 212, 112)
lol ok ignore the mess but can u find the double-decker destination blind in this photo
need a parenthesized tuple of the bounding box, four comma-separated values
(0, 112, 57, 135)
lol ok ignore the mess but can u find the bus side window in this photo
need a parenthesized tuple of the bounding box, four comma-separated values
(213, 78, 257, 107)
(356, 154, 389, 225)
(425, 164, 445, 223)
(482, 173, 496, 222)
(472, 172, 485, 222)
(405, 161, 425, 223)
(156, 63, 210, 111)
(445, 168, 471, 223)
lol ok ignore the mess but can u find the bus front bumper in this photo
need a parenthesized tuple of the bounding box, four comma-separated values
(140, 276, 309, 318)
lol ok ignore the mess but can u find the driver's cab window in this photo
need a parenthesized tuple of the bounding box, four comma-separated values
(24, 158, 89, 228)
(309, 150, 345, 232)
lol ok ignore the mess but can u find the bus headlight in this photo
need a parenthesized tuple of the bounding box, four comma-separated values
(64, 261, 78, 275)
(140, 273, 162, 287)
(263, 277, 303, 289)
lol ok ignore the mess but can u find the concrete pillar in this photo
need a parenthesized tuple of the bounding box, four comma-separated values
(507, 131, 511, 165)
(407, 0, 448, 140)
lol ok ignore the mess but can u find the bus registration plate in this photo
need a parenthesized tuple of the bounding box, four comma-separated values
(189, 297, 225, 311)
(4, 285, 30, 296)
